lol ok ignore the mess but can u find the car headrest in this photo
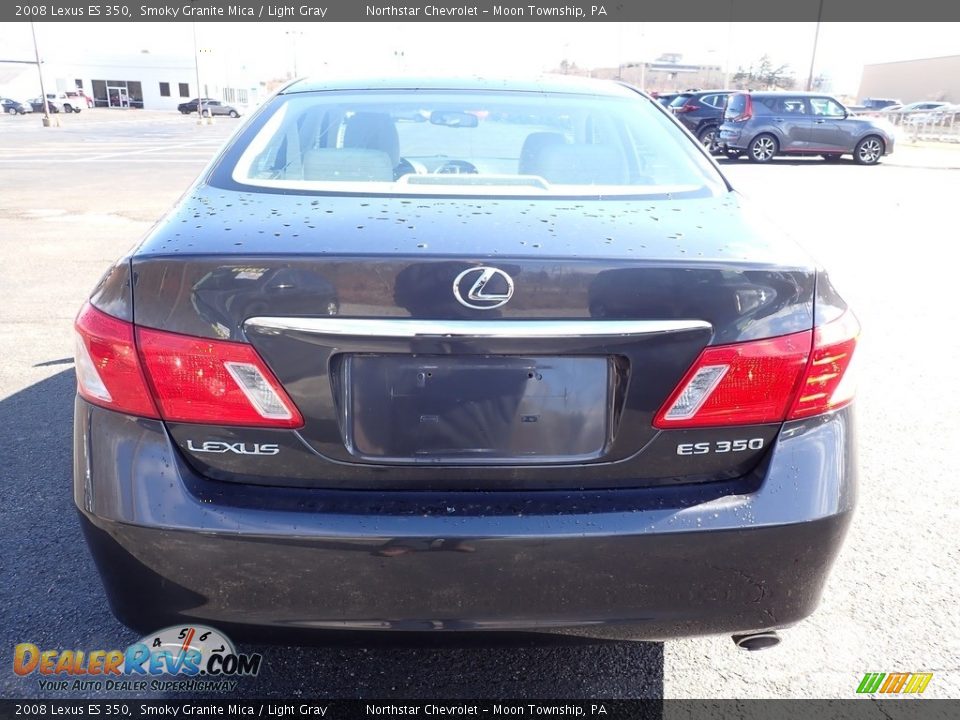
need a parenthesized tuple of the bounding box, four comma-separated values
(518, 132, 566, 175)
(302, 149, 395, 182)
(524, 143, 628, 186)
(343, 112, 400, 168)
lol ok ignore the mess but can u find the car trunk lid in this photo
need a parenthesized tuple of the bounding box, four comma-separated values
(130, 190, 816, 489)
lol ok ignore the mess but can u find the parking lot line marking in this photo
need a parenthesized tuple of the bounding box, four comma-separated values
(82, 140, 224, 161)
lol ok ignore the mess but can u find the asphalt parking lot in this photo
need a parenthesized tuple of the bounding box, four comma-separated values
(0, 109, 957, 701)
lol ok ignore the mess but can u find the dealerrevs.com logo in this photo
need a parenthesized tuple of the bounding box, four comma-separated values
(13, 625, 262, 693)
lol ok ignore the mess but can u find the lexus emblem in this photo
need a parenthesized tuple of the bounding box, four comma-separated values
(452, 266, 515, 310)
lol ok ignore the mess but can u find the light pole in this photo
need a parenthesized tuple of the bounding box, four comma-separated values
(806, 0, 824, 91)
(706, 49, 718, 88)
(723, 1, 733, 89)
(30, 21, 53, 127)
(192, 22, 205, 122)
(286, 31, 303, 78)
(639, 23, 646, 90)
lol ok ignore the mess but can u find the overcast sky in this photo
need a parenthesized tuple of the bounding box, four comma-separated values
(2, 22, 959, 95)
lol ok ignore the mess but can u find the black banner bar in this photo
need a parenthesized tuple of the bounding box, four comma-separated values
(1, 700, 958, 720)
(4, 0, 960, 23)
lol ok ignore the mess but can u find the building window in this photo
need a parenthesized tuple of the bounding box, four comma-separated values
(237, 89, 248, 104)
(75, 78, 83, 90)
(179, 83, 190, 97)
(159, 82, 170, 97)
(223, 88, 235, 103)
(128, 81, 143, 108)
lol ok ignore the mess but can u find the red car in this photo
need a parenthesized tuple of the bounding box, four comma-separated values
(66, 91, 94, 109)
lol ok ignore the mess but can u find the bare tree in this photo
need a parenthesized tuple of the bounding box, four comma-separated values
(732, 55, 797, 90)
(811, 73, 830, 92)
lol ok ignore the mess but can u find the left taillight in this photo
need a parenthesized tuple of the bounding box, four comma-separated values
(74, 303, 303, 428)
(74, 302, 159, 418)
(136, 326, 304, 428)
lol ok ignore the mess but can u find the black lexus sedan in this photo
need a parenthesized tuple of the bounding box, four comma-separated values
(74, 77, 858, 649)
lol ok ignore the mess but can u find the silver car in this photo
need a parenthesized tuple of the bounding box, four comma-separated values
(718, 91, 895, 165)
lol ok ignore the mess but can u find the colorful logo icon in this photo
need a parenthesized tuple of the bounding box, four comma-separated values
(857, 672, 933, 694)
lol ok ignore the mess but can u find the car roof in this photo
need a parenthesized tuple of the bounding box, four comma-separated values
(281, 75, 642, 99)
(735, 90, 840, 97)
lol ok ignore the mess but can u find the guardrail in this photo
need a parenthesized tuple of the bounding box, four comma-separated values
(851, 109, 960, 143)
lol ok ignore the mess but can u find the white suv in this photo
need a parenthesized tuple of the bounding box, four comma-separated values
(45, 92, 83, 113)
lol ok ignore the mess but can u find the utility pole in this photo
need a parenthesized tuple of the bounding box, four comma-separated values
(639, 23, 646, 89)
(723, 8, 733, 89)
(193, 22, 205, 122)
(30, 22, 53, 127)
(286, 31, 303, 77)
(806, 0, 824, 91)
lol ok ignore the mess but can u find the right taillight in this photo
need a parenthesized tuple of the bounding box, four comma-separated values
(676, 102, 699, 113)
(728, 94, 753, 123)
(654, 312, 859, 429)
(787, 311, 860, 419)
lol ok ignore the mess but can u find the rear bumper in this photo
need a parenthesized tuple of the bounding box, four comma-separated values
(718, 126, 746, 151)
(75, 399, 856, 641)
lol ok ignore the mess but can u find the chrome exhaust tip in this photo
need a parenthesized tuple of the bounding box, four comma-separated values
(732, 631, 781, 651)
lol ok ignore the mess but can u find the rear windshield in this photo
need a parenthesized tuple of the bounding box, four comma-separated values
(723, 94, 748, 120)
(227, 89, 724, 197)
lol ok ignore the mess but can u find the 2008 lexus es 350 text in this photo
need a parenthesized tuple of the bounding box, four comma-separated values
(73, 77, 858, 650)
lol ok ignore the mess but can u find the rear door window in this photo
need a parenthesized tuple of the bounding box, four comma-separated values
(773, 97, 810, 115)
(810, 98, 846, 117)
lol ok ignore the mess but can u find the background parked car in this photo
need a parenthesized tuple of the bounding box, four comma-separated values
(177, 98, 240, 117)
(932, 103, 960, 120)
(1, 98, 32, 115)
(654, 92, 681, 106)
(898, 101, 949, 114)
(861, 97, 900, 110)
(28, 93, 83, 113)
(66, 90, 94, 109)
(718, 91, 894, 165)
(27, 97, 57, 113)
(49, 92, 83, 113)
(668, 90, 733, 153)
(900, 102, 953, 126)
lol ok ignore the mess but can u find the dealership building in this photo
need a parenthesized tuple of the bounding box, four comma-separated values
(0, 51, 263, 111)
(858, 54, 960, 104)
